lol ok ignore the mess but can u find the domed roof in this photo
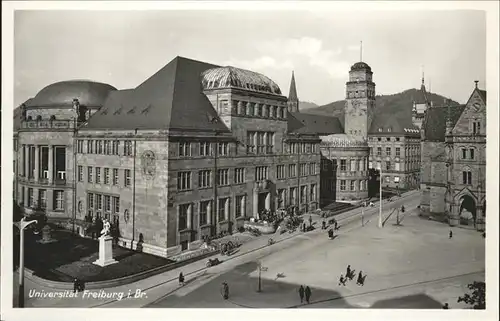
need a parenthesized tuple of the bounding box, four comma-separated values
(27, 80, 116, 107)
(350, 62, 372, 71)
(201, 66, 282, 95)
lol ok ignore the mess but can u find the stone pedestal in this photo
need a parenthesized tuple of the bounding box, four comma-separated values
(93, 236, 117, 267)
(37, 225, 57, 244)
(449, 215, 459, 227)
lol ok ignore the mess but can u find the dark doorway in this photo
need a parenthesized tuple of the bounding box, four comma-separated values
(459, 195, 476, 226)
(258, 193, 267, 214)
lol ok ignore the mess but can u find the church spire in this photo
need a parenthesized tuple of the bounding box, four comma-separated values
(287, 71, 299, 113)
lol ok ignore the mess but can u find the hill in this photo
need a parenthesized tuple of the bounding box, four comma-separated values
(298, 101, 319, 110)
(303, 88, 460, 126)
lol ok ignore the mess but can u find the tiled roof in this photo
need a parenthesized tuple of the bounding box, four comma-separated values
(422, 105, 466, 141)
(478, 89, 486, 102)
(81, 57, 230, 132)
(287, 112, 343, 135)
(368, 113, 419, 135)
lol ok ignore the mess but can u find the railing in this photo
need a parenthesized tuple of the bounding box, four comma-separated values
(21, 120, 76, 130)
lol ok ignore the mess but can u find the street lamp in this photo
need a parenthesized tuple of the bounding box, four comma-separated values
(257, 261, 268, 292)
(14, 216, 38, 307)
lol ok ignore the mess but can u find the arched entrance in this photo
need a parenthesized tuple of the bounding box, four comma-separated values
(459, 195, 476, 226)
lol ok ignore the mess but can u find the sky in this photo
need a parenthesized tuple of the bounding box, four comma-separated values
(14, 9, 486, 107)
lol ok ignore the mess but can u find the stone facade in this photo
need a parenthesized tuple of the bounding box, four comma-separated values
(420, 82, 486, 231)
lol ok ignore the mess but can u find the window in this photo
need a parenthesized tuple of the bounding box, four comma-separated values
(462, 148, 467, 159)
(386, 161, 391, 171)
(247, 131, 274, 154)
(350, 159, 356, 172)
(113, 169, 119, 185)
(217, 169, 229, 185)
(310, 184, 316, 202)
(277, 165, 286, 179)
(178, 204, 190, 230)
(113, 196, 120, 213)
(247, 132, 255, 154)
(235, 195, 245, 218)
(98, 140, 103, 154)
(386, 137, 391, 141)
(472, 121, 481, 135)
(288, 164, 297, 177)
(78, 166, 83, 182)
(179, 142, 191, 156)
(87, 167, 93, 183)
(340, 180, 346, 191)
(469, 148, 475, 159)
(104, 195, 111, 213)
(77, 140, 84, 153)
(377, 147, 382, 156)
(300, 186, 307, 203)
(112, 140, 120, 155)
(218, 198, 229, 221)
(279, 107, 285, 118)
(96, 167, 101, 184)
(360, 180, 364, 191)
(394, 176, 400, 183)
(377, 161, 381, 170)
(386, 147, 391, 156)
(395, 147, 400, 157)
(54, 190, 64, 210)
(199, 200, 211, 225)
(395, 162, 401, 171)
(300, 163, 308, 176)
(340, 159, 347, 171)
(104, 168, 110, 184)
(218, 142, 229, 156)
(124, 140, 133, 156)
(177, 171, 192, 190)
(396, 137, 400, 142)
(235, 168, 245, 184)
(309, 163, 316, 175)
(87, 140, 93, 154)
(125, 169, 131, 187)
(198, 170, 212, 188)
(266, 133, 274, 153)
(88, 193, 94, 209)
(96, 194, 102, 211)
(255, 166, 268, 180)
(462, 170, 472, 185)
(200, 142, 212, 156)
(38, 189, 47, 209)
(27, 188, 34, 207)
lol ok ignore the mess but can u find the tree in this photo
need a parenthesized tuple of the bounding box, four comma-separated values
(13, 201, 24, 222)
(458, 281, 485, 309)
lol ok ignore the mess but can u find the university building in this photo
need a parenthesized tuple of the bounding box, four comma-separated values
(14, 56, 327, 257)
(419, 81, 486, 230)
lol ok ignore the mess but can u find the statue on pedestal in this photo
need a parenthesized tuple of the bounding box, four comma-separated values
(100, 219, 111, 237)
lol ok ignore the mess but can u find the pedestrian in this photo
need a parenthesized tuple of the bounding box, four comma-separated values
(309, 215, 312, 226)
(178, 272, 185, 286)
(298, 285, 305, 303)
(449, 230, 453, 239)
(339, 274, 346, 286)
(322, 220, 326, 230)
(346, 265, 351, 278)
(443, 303, 449, 309)
(356, 271, 363, 285)
(334, 220, 338, 230)
(401, 205, 405, 213)
(304, 286, 311, 304)
(221, 282, 229, 300)
(328, 229, 334, 239)
(303, 223, 306, 232)
(73, 278, 78, 293)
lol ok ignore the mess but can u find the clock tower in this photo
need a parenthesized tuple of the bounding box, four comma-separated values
(344, 61, 376, 139)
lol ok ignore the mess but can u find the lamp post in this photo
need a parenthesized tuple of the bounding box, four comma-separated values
(14, 217, 38, 307)
(378, 167, 383, 228)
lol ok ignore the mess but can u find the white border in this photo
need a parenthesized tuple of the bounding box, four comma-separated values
(2, 2, 499, 321)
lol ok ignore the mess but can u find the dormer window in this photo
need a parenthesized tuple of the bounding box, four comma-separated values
(387, 127, 392, 132)
(378, 128, 382, 132)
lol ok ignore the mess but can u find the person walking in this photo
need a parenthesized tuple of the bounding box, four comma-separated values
(322, 220, 326, 230)
(339, 274, 346, 286)
(221, 282, 229, 300)
(356, 271, 363, 286)
(73, 278, 79, 293)
(334, 220, 338, 230)
(449, 230, 453, 239)
(304, 286, 311, 304)
(308, 215, 313, 227)
(298, 285, 305, 303)
(346, 265, 352, 278)
(178, 272, 185, 286)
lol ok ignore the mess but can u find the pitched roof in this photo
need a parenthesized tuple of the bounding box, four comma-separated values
(478, 89, 486, 102)
(368, 113, 419, 135)
(288, 71, 298, 101)
(422, 105, 466, 141)
(81, 57, 230, 132)
(287, 112, 343, 135)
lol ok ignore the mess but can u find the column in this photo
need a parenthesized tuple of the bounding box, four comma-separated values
(187, 204, 192, 229)
(224, 198, 230, 221)
(265, 193, 271, 210)
(207, 201, 212, 225)
(25, 145, 30, 179)
(253, 189, 258, 218)
(48, 145, 53, 183)
(34, 145, 40, 182)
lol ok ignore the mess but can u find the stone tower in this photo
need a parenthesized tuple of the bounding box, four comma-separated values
(287, 71, 299, 113)
(344, 62, 376, 139)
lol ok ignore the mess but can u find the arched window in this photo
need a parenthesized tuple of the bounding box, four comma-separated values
(462, 166, 472, 185)
(50, 115, 56, 121)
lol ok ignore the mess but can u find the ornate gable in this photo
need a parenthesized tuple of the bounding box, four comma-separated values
(452, 86, 486, 136)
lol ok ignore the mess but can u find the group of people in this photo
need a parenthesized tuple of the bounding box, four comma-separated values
(338, 265, 366, 287)
(73, 278, 85, 293)
(298, 285, 312, 304)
